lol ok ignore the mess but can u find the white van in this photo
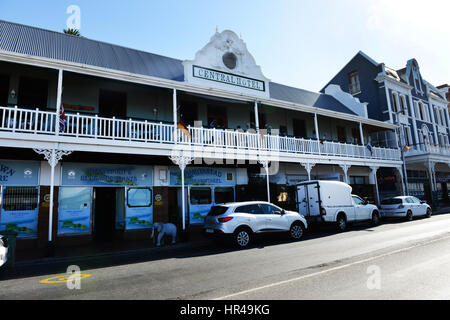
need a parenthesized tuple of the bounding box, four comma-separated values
(296, 181, 381, 231)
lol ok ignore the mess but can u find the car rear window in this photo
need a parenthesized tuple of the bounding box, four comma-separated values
(208, 206, 229, 217)
(381, 198, 403, 205)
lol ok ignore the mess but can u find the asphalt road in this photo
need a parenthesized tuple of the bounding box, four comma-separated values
(1, 214, 450, 300)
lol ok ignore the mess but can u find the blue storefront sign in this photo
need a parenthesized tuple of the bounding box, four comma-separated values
(170, 167, 235, 186)
(62, 163, 153, 186)
(0, 160, 40, 186)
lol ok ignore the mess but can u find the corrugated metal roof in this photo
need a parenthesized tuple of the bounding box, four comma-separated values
(269, 82, 358, 115)
(0, 20, 185, 81)
(0, 20, 357, 115)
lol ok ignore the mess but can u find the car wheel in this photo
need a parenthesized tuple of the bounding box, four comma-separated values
(371, 211, 380, 227)
(406, 210, 413, 222)
(426, 208, 432, 218)
(289, 222, 305, 241)
(234, 228, 251, 248)
(336, 214, 347, 232)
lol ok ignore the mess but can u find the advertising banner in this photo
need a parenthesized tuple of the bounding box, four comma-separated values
(0, 160, 40, 186)
(58, 187, 92, 235)
(62, 163, 153, 187)
(170, 167, 235, 186)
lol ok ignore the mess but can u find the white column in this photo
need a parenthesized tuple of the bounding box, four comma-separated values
(258, 159, 271, 202)
(396, 166, 406, 196)
(359, 122, 364, 145)
(34, 148, 73, 244)
(314, 113, 321, 153)
(254, 100, 260, 132)
(55, 69, 63, 136)
(370, 166, 380, 206)
(173, 89, 178, 143)
(170, 153, 193, 231)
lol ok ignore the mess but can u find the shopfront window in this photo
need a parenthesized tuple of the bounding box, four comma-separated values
(214, 187, 234, 204)
(1, 187, 39, 238)
(58, 187, 92, 235)
(127, 188, 152, 207)
(2, 187, 38, 211)
(190, 188, 212, 205)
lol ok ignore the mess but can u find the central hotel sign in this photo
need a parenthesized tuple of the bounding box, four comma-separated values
(193, 65, 265, 92)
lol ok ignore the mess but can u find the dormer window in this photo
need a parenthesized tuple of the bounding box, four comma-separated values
(348, 71, 360, 95)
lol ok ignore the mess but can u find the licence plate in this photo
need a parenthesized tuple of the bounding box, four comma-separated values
(206, 229, 214, 234)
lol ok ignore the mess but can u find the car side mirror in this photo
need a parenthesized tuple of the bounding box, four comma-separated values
(420, 201, 426, 204)
(280, 210, 286, 215)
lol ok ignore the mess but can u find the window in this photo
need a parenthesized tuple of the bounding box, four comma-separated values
(2, 187, 39, 211)
(234, 204, 262, 215)
(399, 95, 407, 115)
(391, 92, 399, 113)
(60, 187, 91, 210)
(207, 206, 229, 217)
(190, 187, 212, 205)
(381, 198, 402, 205)
(261, 204, 283, 215)
(348, 71, 361, 95)
(214, 187, 234, 204)
(127, 188, 152, 207)
(349, 176, 368, 185)
(352, 196, 365, 205)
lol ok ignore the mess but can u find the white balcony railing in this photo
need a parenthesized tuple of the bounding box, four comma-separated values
(409, 143, 450, 157)
(0, 106, 402, 161)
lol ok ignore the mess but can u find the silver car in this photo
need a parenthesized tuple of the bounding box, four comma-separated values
(204, 201, 308, 248)
(380, 196, 432, 221)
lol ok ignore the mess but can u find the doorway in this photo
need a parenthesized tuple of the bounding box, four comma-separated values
(18, 76, 48, 109)
(93, 187, 124, 241)
(0, 74, 9, 106)
(99, 89, 127, 119)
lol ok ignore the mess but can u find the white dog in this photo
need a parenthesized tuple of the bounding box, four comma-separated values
(151, 222, 177, 247)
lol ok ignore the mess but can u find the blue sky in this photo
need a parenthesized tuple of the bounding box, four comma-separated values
(0, 0, 449, 91)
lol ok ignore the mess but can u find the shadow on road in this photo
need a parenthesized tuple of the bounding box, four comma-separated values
(1, 213, 447, 281)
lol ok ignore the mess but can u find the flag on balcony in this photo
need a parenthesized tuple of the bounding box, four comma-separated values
(366, 143, 373, 155)
(320, 138, 326, 145)
(59, 104, 66, 133)
(177, 120, 191, 140)
(402, 145, 411, 153)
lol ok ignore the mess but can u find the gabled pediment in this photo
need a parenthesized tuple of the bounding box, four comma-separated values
(183, 30, 270, 98)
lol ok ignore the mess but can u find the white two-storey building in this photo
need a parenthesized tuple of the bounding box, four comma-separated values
(0, 21, 402, 254)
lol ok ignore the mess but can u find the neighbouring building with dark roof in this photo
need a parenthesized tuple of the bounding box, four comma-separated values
(323, 51, 450, 207)
(0, 20, 403, 256)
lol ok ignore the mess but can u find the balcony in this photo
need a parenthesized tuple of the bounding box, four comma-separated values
(0, 106, 401, 162)
(408, 144, 450, 157)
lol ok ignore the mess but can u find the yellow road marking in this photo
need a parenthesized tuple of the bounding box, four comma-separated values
(40, 274, 91, 284)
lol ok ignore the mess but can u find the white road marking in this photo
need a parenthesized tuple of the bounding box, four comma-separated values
(214, 233, 450, 300)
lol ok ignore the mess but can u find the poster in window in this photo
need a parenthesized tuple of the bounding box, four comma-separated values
(58, 187, 92, 235)
(126, 188, 153, 230)
(0, 187, 39, 238)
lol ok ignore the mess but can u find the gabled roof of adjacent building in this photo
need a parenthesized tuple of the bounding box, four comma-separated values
(0, 20, 358, 116)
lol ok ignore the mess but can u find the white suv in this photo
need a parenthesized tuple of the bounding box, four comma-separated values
(204, 201, 308, 248)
